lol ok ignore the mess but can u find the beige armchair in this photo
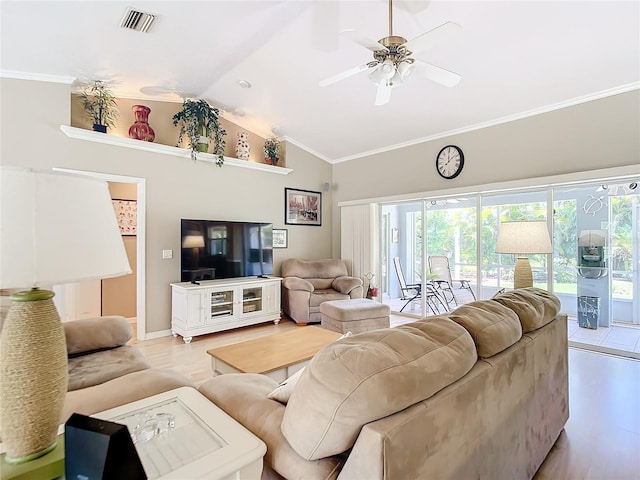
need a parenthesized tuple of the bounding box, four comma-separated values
(281, 258, 363, 325)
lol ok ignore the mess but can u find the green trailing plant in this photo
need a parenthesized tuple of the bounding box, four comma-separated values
(172, 99, 227, 166)
(263, 136, 282, 164)
(79, 80, 119, 132)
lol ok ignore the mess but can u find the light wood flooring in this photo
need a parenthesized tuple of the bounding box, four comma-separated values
(132, 317, 640, 479)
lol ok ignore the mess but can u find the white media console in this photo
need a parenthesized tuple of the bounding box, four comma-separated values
(170, 276, 282, 343)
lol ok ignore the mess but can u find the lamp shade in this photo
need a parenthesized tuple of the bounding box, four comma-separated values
(0, 166, 131, 288)
(182, 232, 205, 248)
(495, 221, 552, 255)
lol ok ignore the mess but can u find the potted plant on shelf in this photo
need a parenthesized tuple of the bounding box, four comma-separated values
(172, 99, 227, 166)
(263, 137, 282, 166)
(79, 80, 119, 133)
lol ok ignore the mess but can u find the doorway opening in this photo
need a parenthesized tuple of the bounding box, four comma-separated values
(53, 168, 147, 340)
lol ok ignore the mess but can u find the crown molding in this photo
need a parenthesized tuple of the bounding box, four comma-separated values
(282, 136, 332, 164)
(0, 70, 75, 84)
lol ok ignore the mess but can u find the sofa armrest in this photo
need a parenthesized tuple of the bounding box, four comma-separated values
(282, 277, 314, 292)
(62, 368, 194, 424)
(199, 374, 344, 480)
(332, 276, 363, 295)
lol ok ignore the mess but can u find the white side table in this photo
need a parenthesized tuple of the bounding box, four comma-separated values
(93, 387, 266, 480)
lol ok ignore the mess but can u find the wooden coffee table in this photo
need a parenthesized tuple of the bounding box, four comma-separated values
(207, 326, 341, 382)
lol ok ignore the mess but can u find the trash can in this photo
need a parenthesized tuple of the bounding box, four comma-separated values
(578, 296, 600, 329)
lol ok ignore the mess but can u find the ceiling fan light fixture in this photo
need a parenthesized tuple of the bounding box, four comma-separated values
(397, 61, 414, 79)
(380, 59, 395, 79)
(369, 64, 389, 85)
(389, 68, 406, 88)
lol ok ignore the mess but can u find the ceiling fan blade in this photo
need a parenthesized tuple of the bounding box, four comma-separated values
(415, 60, 461, 87)
(319, 63, 371, 87)
(403, 21, 461, 55)
(375, 82, 392, 106)
(342, 29, 387, 52)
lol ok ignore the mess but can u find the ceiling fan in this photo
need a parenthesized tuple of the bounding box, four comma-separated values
(318, 0, 461, 106)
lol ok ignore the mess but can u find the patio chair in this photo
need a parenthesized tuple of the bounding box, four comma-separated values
(428, 255, 476, 308)
(393, 257, 448, 314)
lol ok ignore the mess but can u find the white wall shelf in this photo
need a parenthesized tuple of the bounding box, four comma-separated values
(60, 125, 293, 175)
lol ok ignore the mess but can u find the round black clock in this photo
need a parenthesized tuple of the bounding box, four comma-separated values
(436, 145, 464, 179)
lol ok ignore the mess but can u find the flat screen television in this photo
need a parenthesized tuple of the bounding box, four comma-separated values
(181, 219, 273, 282)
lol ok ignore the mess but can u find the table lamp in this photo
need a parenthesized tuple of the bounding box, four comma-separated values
(495, 220, 552, 289)
(182, 231, 205, 271)
(0, 166, 131, 463)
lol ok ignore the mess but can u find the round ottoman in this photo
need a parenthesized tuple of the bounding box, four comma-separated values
(320, 298, 390, 334)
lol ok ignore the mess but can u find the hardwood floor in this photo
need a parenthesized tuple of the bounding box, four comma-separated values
(134, 317, 640, 479)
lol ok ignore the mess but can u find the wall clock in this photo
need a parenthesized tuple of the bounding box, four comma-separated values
(436, 145, 464, 179)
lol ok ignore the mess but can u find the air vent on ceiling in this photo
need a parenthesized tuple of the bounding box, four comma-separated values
(120, 7, 156, 33)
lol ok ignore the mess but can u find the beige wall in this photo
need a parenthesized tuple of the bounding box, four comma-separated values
(1, 78, 331, 334)
(330, 90, 640, 254)
(102, 182, 137, 318)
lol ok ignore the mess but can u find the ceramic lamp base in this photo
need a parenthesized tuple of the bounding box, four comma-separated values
(513, 256, 533, 289)
(0, 289, 68, 463)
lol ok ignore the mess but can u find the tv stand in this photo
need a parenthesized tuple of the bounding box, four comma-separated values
(170, 277, 282, 343)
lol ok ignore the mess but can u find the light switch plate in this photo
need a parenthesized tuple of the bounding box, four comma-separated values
(162, 249, 173, 259)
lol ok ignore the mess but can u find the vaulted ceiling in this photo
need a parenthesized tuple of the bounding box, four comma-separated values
(1, 1, 638, 163)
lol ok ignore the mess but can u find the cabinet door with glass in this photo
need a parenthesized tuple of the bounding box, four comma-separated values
(207, 288, 235, 324)
(240, 285, 264, 319)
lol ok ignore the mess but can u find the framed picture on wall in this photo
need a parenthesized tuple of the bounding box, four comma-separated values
(285, 188, 322, 226)
(112, 199, 137, 235)
(273, 229, 288, 248)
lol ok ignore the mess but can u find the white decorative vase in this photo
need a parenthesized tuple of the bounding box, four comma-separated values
(235, 132, 250, 160)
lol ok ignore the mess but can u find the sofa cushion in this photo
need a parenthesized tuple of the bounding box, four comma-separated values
(67, 345, 150, 391)
(199, 374, 345, 480)
(448, 301, 522, 358)
(281, 316, 477, 460)
(308, 279, 334, 290)
(492, 288, 561, 333)
(267, 366, 306, 404)
(309, 290, 349, 307)
(64, 315, 132, 355)
(268, 332, 354, 405)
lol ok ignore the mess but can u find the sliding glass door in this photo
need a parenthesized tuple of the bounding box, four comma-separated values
(378, 177, 638, 329)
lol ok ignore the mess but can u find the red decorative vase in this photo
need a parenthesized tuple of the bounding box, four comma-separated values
(128, 105, 155, 142)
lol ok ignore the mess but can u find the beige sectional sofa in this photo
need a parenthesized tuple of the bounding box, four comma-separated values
(199, 288, 568, 480)
(61, 315, 193, 423)
(281, 259, 364, 325)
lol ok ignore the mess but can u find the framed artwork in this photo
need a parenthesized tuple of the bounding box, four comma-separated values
(285, 188, 322, 226)
(112, 199, 137, 235)
(272, 229, 288, 248)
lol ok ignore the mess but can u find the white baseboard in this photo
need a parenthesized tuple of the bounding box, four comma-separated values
(143, 329, 173, 340)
